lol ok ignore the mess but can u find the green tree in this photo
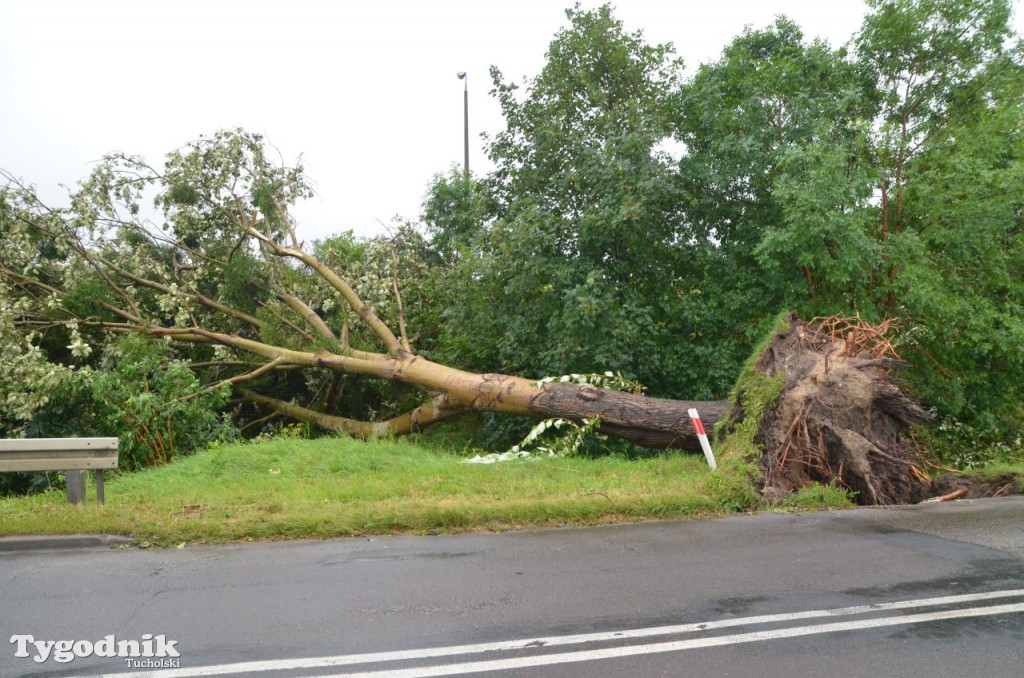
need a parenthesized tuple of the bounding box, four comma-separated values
(677, 17, 873, 316)
(422, 168, 490, 268)
(673, 1, 1024, 440)
(430, 5, 740, 405)
(857, 0, 1019, 311)
(851, 0, 1024, 433)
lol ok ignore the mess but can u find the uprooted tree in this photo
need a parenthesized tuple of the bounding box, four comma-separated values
(722, 315, 1017, 505)
(0, 131, 1016, 504)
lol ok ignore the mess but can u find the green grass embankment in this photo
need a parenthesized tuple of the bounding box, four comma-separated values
(0, 437, 760, 545)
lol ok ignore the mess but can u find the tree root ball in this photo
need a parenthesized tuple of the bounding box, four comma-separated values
(736, 315, 1017, 505)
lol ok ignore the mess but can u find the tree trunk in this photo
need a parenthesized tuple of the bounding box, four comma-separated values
(527, 381, 729, 450)
(234, 344, 729, 451)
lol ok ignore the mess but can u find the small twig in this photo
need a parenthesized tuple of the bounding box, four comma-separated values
(180, 357, 285, 402)
(240, 412, 282, 434)
(167, 415, 175, 462)
(809, 314, 901, 359)
(908, 345, 957, 378)
(867, 446, 915, 467)
(189, 360, 265, 370)
(390, 245, 411, 353)
(324, 372, 344, 412)
(776, 414, 802, 470)
(920, 487, 967, 504)
(923, 458, 965, 474)
(910, 464, 931, 482)
(253, 294, 317, 343)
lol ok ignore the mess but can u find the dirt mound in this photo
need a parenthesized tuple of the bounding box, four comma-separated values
(745, 315, 1017, 505)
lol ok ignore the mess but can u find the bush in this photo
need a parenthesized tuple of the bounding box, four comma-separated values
(24, 336, 236, 471)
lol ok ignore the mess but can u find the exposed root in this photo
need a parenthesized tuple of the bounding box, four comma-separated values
(809, 313, 901, 359)
(744, 314, 1017, 506)
(920, 488, 967, 503)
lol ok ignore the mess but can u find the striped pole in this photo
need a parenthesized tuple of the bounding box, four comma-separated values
(688, 408, 717, 470)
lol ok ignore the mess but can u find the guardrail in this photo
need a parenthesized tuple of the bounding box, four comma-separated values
(0, 438, 119, 504)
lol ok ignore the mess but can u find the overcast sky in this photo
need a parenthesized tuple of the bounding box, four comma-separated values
(2, 1, 1020, 241)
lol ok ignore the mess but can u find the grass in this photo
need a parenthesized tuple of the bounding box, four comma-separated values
(3, 310, 1019, 544)
(0, 437, 761, 545)
(968, 461, 1024, 489)
(711, 312, 791, 492)
(778, 482, 857, 509)
(2, 429, 1019, 547)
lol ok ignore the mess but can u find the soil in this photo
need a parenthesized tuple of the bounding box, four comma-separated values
(739, 315, 1018, 506)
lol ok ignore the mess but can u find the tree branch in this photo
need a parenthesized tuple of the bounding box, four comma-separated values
(238, 389, 464, 437)
(278, 292, 336, 340)
(390, 244, 412, 353)
(100, 257, 264, 332)
(247, 227, 404, 357)
(189, 360, 266, 369)
(0, 266, 61, 296)
(98, 300, 146, 325)
(239, 411, 282, 435)
(181, 357, 286, 402)
(153, 327, 392, 377)
(253, 297, 317, 343)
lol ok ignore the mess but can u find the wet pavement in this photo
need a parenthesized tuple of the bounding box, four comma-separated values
(2, 497, 1022, 677)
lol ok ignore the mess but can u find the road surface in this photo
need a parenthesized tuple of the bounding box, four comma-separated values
(2, 496, 1022, 677)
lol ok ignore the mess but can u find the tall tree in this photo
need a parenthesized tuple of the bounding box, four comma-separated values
(855, 0, 1024, 424)
(857, 0, 1019, 311)
(677, 17, 873, 313)
(428, 5, 741, 402)
(675, 2, 1024, 436)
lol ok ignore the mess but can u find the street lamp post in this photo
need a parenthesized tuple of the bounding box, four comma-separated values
(457, 72, 469, 174)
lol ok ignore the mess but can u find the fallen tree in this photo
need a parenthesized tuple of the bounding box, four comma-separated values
(0, 132, 727, 452)
(1, 132, 1016, 504)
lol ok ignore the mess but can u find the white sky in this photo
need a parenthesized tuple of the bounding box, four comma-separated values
(2, 1, 1020, 241)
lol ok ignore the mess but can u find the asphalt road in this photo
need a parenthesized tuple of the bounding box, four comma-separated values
(1, 497, 1022, 677)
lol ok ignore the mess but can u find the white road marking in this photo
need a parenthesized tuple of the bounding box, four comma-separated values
(83, 588, 1024, 678)
(329, 602, 1024, 678)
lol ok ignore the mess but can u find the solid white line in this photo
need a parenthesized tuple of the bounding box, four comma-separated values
(83, 588, 1024, 678)
(328, 602, 1024, 678)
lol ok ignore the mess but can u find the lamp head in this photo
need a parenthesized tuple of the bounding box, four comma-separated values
(457, 72, 466, 79)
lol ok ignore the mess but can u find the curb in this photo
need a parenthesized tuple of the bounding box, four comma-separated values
(0, 534, 135, 552)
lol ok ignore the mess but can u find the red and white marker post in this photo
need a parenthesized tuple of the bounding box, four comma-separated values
(688, 408, 717, 470)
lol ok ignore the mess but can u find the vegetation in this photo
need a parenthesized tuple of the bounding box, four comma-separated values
(1, 0, 1022, 506)
(707, 313, 791, 502)
(425, 0, 1024, 453)
(0, 437, 754, 544)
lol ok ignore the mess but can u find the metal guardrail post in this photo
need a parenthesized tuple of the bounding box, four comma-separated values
(66, 470, 86, 504)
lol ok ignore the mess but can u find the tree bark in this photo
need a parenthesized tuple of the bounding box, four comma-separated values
(250, 347, 727, 450)
(150, 327, 727, 450)
(527, 382, 729, 450)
